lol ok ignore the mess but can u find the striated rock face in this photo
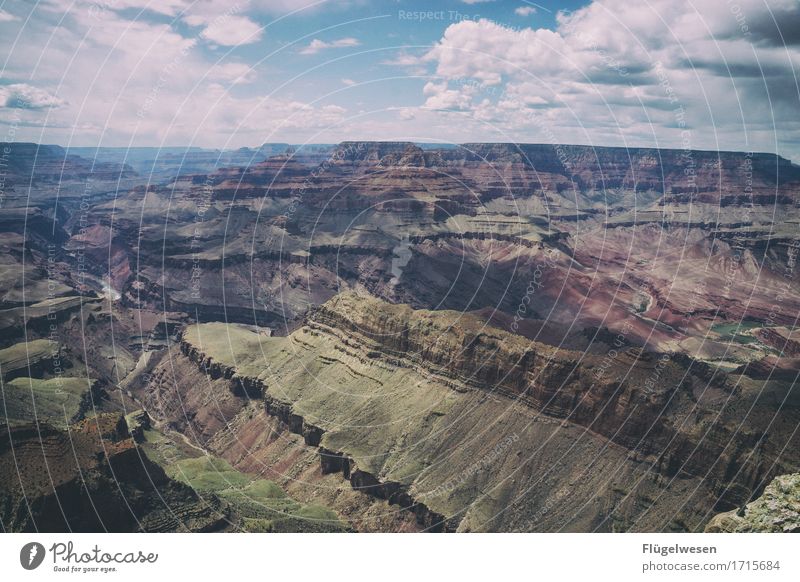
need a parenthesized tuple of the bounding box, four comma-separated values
(0, 339, 66, 381)
(140, 345, 425, 532)
(6, 140, 800, 533)
(754, 327, 800, 357)
(163, 292, 800, 531)
(174, 332, 448, 530)
(79, 141, 799, 375)
(0, 413, 232, 532)
(156, 334, 670, 531)
(308, 293, 797, 505)
(311, 294, 684, 444)
(124, 409, 151, 443)
(705, 473, 800, 532)
(454, 143, 800, 197)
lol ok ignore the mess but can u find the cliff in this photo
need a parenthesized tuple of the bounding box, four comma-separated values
(0, 413, 232, 532)
(168, 292, 800, 531)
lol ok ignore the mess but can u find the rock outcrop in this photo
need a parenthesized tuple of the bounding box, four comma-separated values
(0, 413, 232, 532)
(4, 140, 800, 534)
(705, 473, 800, 532)
(163, 292, 800, 531)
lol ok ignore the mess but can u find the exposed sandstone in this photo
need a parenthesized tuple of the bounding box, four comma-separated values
(170, 292, 799, 531)
(705, 473, 800, 533)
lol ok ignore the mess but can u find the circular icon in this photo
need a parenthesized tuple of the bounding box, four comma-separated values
(20, 542, 46, 570)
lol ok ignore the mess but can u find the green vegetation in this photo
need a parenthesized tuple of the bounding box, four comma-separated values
(0, 339, 57, 378)
(1, 376, 92, 428)
(139, 428, 347, 532)
(711, 321, 764, 345)
(0, 296, 87, 330)
(182, 323, 276, 377)
(169, 456, 253, 491)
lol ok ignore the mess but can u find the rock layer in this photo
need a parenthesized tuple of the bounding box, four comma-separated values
(166, 292, 800, 531)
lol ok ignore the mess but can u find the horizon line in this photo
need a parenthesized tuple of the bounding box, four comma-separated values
(1, 140, 794, 162)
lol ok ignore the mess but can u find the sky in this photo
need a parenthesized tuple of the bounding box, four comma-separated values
(0, 0, 799, 160)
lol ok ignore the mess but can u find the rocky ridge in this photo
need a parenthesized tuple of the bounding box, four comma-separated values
(165, 292, 799, 531)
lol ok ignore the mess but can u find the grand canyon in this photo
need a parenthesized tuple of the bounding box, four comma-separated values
(2, 140, 798, 532)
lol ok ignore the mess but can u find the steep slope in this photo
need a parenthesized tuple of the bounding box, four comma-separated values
(3, 140, 798, 533)
(143, 292, 799, 531)
(0, 413, 232, 532)
(86, 141, 799, 385)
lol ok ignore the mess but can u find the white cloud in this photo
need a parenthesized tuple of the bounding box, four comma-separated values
(381, 52, 422, 67)
(514, 6, 536, 17)
(0, 4, 349, 146)
(3, 0, 799, 156)
(49, 1, 262, 47)
(0, 9, 20, 22)
(299, 37, 360, 55)
(208, 63, 257, 84)
(424, 19, 573, 85)
(197, 15, 263, 46)
(422, 81, 474, 111)
(341, 78, 357, 86)
(0, 84, 66, 109)
(416, 1, 800, 158)
(397, 107, 415, 120)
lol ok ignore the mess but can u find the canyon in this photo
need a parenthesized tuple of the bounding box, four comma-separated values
(1, 141, 798, 532)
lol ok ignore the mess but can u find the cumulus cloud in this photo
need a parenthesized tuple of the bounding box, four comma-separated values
(299, 37, 360, 55)
(424, 19, 572, 85)
(0, 84, 66, 109)
(3, 0, 798, 155)
(0, 3, 350, 146)
(47, 1, 263, 47)
(196, 15, 262, 46)
(418, 0, 800, 158)
(422, 81, 475, 111)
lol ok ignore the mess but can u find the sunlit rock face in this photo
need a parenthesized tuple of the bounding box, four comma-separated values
(158, 291, 799, 532)
(706, 473, 800, 533)
(2, 141, 799, 532)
